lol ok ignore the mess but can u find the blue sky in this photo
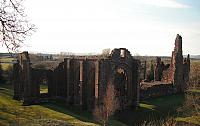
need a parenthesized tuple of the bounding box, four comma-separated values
(1, 0, 199, 56)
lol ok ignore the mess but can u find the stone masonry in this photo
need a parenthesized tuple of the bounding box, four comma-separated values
(140, 34, 190, 99)
(168, 34, 190, 92)
(13, 48, 140, 109)
(13, 34, 190, 108)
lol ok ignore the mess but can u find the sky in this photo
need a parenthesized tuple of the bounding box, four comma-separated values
(2, 0, 200, 56)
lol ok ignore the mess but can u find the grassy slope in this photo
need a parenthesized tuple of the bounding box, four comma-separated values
(176, 89, 200, 125)
(0, 82, 126, 126)
(0, 84, 96, 126)
(0, 83, 198, 126)
(115, 94, 185, 125)
(115, 91, 200, 126)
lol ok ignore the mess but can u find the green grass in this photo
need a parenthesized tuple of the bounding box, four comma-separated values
(139, 103, 156, 110)
(0, 57, 13, 62)
(0, 82, 126, 126)
(0, 57, 13, 71)
(40, 85, 48, 94)
(1, 81, 197, 126)
(115, 92, 200, 126)
(176, 115, 200, 125)
(1, 64, 11, 71)
(115, 94, 185, 125)
(187, 89, 200, 93)
(0, 83, 98, 126)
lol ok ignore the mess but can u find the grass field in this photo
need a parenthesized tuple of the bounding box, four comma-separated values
(2, 81, 199, 126)
(0, 84, 96, 126)
(40, 85, 48, 94)
(115, 94, 186, 125)
(0, 57, 13, 71)
(0, 82, 126, 126)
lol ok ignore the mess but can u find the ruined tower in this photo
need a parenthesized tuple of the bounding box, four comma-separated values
(169, 34, 190, 92)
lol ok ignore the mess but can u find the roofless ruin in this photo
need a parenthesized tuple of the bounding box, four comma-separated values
(12, 34, 190, 110)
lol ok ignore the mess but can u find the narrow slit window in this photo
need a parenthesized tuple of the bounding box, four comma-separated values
(120, 49, 125, 58)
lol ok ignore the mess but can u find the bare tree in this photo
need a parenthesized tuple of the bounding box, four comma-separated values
(0, 0, 35, 52)
(93, 83, 119, 126)
(101, 48, 111, 57)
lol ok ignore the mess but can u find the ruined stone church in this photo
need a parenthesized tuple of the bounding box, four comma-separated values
(13, 34, 190, 110)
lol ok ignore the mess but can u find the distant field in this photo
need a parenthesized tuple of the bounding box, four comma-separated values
(0, 57, 13, 71)
(40, 85, 48, 94)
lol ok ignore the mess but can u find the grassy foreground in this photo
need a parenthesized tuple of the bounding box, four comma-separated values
(116, 94, 186, 125)
(115, 89, 199, 125)
(0, 84, 97, 126)
(0, 82, 126, 126)
(1, 82, 199, 126)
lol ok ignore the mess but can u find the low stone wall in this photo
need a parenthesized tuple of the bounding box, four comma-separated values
(140, 81, 176, 100)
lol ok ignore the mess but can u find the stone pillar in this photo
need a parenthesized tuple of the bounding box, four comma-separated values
(183, 54, 190, 89)
(135, 60, 140, 107)
(144, 61, 146, 80)
(23, 59, 31, 105)
(79, 60, 83, 106)
(66, 59, 70, 101)
(13, 63, 21, 100)
(154, 57, 163, 81)
(94, 61, 99, 104)
(69, 59, 75, 104)
(169, 34, 184, 92)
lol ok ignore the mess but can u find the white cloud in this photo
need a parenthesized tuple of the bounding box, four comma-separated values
(133, 0, 190, 8)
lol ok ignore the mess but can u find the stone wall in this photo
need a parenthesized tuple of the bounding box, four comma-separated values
(12, 34, 190, 109)
(169, 34, 190, 92)
(13, 48, 140, 110)
(154, 57, 164, 81)
(138, 34, 190, 100)
(140, 82, 175, 100)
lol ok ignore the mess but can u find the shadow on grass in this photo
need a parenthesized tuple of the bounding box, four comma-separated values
(40, 102, 96, 124)
(115, 94, 185, 126)
(0, 87, 13, 97)
(0, 82, 97, 125)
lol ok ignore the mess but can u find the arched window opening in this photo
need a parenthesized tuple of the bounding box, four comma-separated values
(114, 68, 128, 109)
(40, 78, 48, 94)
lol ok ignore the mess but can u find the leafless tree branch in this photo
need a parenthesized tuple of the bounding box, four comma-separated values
(0, 0, 35, 52)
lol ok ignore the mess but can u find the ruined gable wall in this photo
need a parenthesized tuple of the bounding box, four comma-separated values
(13, 52, 38, 104)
